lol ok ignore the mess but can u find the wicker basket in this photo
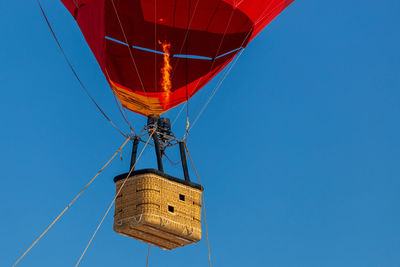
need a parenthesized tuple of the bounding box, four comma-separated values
(113, 169, 203, 250)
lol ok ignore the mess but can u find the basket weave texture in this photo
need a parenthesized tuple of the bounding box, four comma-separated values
(114, 171, 202, 250)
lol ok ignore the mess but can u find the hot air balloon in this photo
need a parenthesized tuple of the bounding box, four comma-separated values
(60, 0, 294, 250)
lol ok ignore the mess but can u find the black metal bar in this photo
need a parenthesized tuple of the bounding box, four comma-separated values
(130, 137, 139, 170)
(179, 141, 190, 182)
(153, 133, 164, 172)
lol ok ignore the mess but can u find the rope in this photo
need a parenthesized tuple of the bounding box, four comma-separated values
(179, 8, 238, 141)
(104, 68, 136, 136)
(12, 137, 131, 267)
(146, 245, 151, 267)
(110, 0, 151, 107)
(182, 0, 276, 137)
(71, 0, 79, 9)
(187, 48, 245, 134)
(254, 1, 284, 25)
(186, 26, 254, 136)
(36, 0, 128, 139)
(170, 0, 201, 78)
(75, 129, 156, 266)
(171, 1, 236, 134)
(112, 91, 136, 135)
(154, 0, 158, 109)
(171, 103, 186, 127)
(185, 8, 236, 100)
(184, 143, 212, 267)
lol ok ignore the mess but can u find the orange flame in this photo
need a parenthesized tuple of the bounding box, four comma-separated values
(158, 40, 172, 103)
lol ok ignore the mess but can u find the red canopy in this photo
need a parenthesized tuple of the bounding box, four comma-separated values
(61, 0, 294, 116)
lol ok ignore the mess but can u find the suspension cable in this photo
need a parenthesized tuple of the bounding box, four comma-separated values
(186, 26, 253, 137)
(179, 8, 238, 140)
(75, 129, 156, 266)
(104, 68, 136, 135)
(168, 4, 238, 133)
(184, 7, 237, 100)
(187, 48, 245, 135)
(184, 143, 212, 267)
(112, 91, 136, 135)
(12, 137, 131, 267)
(146, 245, 151, 267)
(171, 103, 186, 127)
(110, 0, 151, 108)
(36, 0, 128, 138)
(170, 0, 201, 78)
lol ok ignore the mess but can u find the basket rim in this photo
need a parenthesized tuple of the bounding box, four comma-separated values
(113, 169, 203, 191)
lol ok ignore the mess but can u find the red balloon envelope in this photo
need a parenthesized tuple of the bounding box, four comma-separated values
(61, 0, 294, 116)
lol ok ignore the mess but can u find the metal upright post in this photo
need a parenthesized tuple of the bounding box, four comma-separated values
(130, 137, 139, 171)
(153, 133, 164, 172)
(179, 141, 190, 182)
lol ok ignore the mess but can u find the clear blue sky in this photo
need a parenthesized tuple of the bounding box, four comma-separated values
(1, 1, 400, 266)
